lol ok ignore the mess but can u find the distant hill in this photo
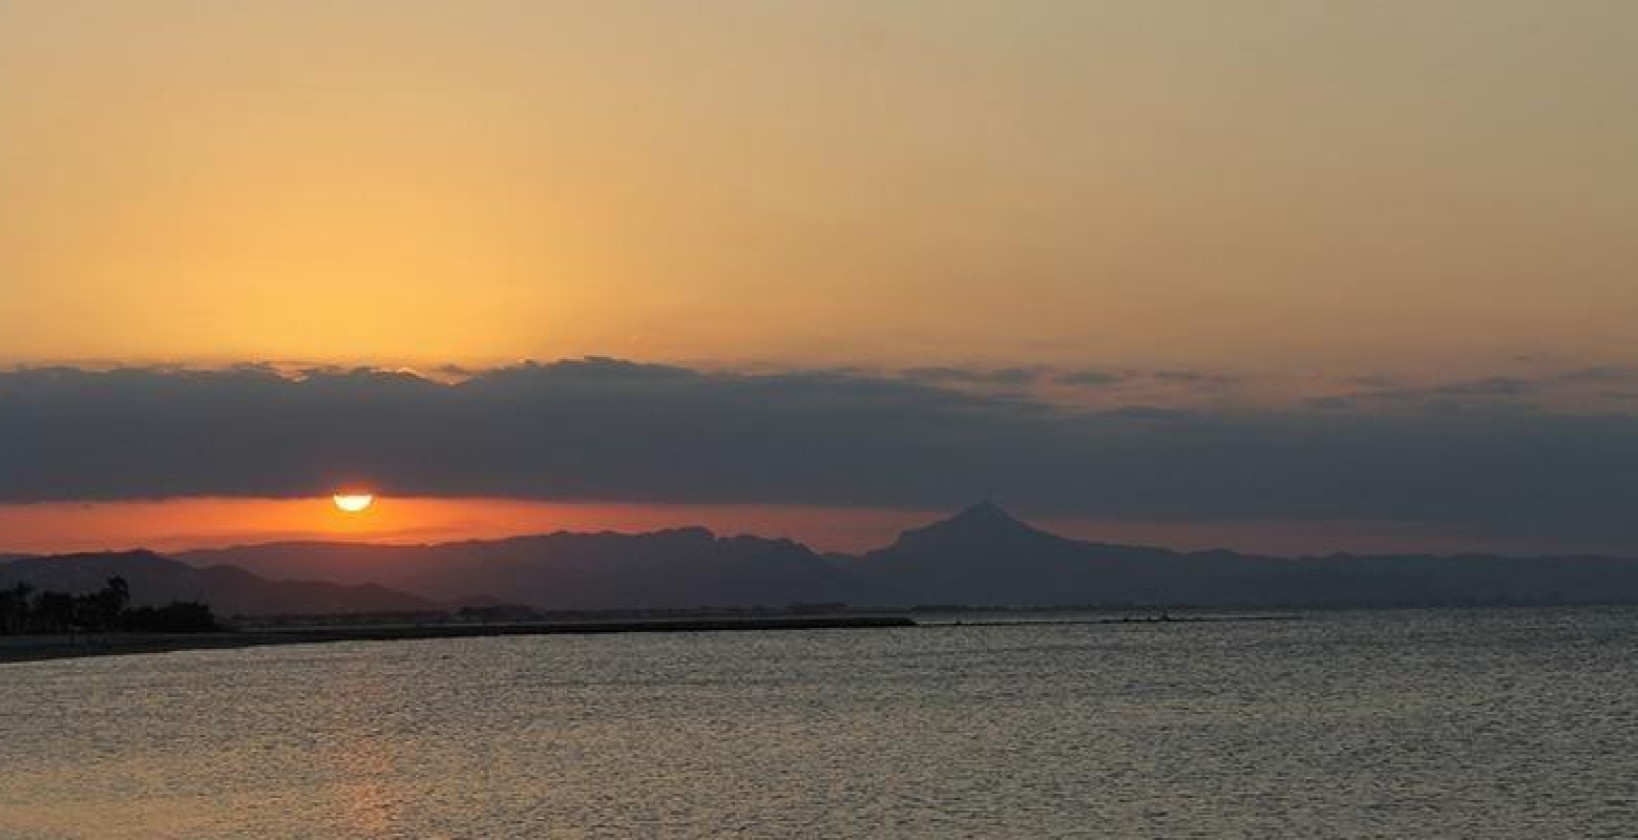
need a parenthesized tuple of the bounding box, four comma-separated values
(16, 505, 1638, 612)
(848, 501, 1204, 605)
(178, 541, 454, 588)
(181, 529, 870, 610)
(0, 551, 434, 617)
(852, 502, 1638, 607)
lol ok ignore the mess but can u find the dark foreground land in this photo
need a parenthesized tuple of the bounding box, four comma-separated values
(0, 612, 1312, 664)
(0, 615, 918, 665)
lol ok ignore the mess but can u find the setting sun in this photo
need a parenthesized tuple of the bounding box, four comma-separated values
(332, 493, 375, 514)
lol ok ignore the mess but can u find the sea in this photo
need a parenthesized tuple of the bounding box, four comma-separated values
(2, 608, 1636, 839)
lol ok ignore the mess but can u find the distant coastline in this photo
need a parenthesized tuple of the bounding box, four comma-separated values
(0, 614, 917, 665)
(0, 610, 1321, 665)
(10, 505, 1638, 635)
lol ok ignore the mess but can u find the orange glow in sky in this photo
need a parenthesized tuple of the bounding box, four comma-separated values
(0, 497, 1621, 560)
(0, 498, 938, 556)
(1, 4, 1636, 559)
(3, 3, 1636, 372)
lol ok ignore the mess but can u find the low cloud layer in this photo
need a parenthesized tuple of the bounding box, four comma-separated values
(3, 359, 1637, 550)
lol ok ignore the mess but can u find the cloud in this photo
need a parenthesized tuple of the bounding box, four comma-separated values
(1340, 367, 1638, 409)
(1149, 369, 1242, 387)
(1559, 366, 1638, 385)
(1053, 369, 1126, 387)
(898, 366, 1047, 387)
(2, 359, 1638, 549)
(900, 365, 1132, 394)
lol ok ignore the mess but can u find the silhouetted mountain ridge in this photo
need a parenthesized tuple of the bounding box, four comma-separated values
(0, 550, 434, 617)
(174, 527, 862, 609)
(9, 505, 1638, 612)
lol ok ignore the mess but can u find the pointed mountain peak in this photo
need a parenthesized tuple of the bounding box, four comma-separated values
(889, 500, 1054, 547)
(948, 500, 1020, 526)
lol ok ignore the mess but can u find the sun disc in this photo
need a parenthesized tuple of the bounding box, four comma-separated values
(332, 493, 375, 513)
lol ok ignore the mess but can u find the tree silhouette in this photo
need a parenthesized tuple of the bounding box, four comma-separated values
(36, 591, 76, 633)
(0, 583, 34, 633)
(0, 576, 216, 635)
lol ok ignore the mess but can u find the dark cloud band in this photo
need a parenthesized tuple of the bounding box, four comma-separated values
(2, 359, 1636, 548)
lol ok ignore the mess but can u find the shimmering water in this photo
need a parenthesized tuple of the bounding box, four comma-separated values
(3, 608, 1637, 839)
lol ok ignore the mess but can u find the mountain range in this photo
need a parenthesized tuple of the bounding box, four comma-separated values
(0, 550, 433, 616)
(6, 502, 1638, 616)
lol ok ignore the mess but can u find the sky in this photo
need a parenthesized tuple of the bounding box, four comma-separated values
(1, 1, 1636, 555)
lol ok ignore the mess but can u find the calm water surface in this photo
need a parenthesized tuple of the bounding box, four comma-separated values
(3, 608, 1637, 838)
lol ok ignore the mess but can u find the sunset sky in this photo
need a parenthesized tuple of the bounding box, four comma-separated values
(2, 1, 1636, 556)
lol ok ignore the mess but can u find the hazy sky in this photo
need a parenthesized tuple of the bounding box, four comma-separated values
(3, 2, 1637, 555)
(3, 0, 1635, 372)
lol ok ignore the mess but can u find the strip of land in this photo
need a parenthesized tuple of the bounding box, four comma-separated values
(0, 615, 917, 665)
(924, 614, 1301, 627)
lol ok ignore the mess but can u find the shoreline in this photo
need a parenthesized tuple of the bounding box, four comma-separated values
(0, 615, 917, 665)
(921, 614, 1302, 627)
(0, 612, 1318, 665)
